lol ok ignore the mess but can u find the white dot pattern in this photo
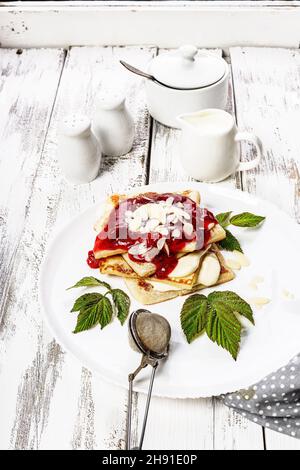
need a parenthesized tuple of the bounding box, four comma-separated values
(222, 354, 300, 439)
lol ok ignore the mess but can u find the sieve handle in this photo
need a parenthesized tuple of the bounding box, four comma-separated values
(126, 356, 158, 450)
(138, 362, 158, 450)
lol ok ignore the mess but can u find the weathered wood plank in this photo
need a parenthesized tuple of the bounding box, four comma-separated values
(135, 49, 263, 450)
(212, 59, 263, 450)
(230, 46, 300, 450)
(230, 47, 300, 221)
(265, 429, 300, 450)
(0, 48, 65, 450)
(214, 398, 264, 450)
(0, 45, 155, 450)
(0, 48, 65, 323)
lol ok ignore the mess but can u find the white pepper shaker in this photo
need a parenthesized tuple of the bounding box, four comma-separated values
(58, 114, 101, 184)
(92, 92, 135, 157)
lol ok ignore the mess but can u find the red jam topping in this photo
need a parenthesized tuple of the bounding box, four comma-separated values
(89, 192, 217, 278)
(87, 250, 101, 269)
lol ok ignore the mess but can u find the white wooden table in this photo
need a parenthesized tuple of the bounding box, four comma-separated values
(1, 45, 300, 450)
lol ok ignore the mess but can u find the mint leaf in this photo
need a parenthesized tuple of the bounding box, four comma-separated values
(71, 293, 103, 312)
(216, 212, 232, 227)
(73, 296, 113, 333)
(218, 228, 243, 253)
(230, 212, 265, 228)
(111, 289, 130, 325)
(180, 294, 208, 343)
(208, 291, 254, 325)
(67, 276, 111, 291)
(205, 302, 242, 360)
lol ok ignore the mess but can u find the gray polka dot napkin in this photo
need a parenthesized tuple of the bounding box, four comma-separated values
(221, 354, 300, 438)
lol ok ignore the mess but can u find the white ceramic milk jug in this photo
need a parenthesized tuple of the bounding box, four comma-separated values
(58, 115, 101, 184)
(177, 109, 262, 182)
(92, 92, 135, 157)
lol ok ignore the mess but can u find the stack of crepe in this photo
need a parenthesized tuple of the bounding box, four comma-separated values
(93, 190, 235, 304)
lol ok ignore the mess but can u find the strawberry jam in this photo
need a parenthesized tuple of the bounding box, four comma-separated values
(89, 192, 217, 278)
(87, 250, 101, 269)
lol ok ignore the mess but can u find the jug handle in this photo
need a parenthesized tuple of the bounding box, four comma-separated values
(235, 132, 262, 172)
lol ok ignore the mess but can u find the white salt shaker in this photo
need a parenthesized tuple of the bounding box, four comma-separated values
(92, 92, 135, 157)
(58, 115, 101, 184)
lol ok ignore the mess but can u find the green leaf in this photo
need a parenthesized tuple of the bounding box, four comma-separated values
(218, 228, 243, 253)
(73, 304, 102, 333)
(71, 293, 103, 312)
(208, 291, 254, 325)
(216, 211, 232, 227)
(230, 212, 265, 228)
(111, 289, 130, 325)
(67, 276, 111, 291)
(73, 296, 113, 333)
(180, 294, 208, 343)
(180, 290, 254, 360)
(205, 302, 242, 360)
(98, 296, 113, 329)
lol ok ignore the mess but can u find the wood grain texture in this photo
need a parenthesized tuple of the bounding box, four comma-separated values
(265, 428, 300, 450)
(230, 46, 300, 450)
(214, 398, 264, 450)
(135, 48, 263, 450)
(1, 45, 299, 451)
(0, 48, 65, 450)
(0, 48, 65, 324)
(0, 46, 156, 450)
(230, 47, 300, 221)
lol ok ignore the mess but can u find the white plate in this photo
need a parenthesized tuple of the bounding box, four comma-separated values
(40, 182, 300, 398)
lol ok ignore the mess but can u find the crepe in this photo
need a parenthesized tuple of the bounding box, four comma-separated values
(94, 189, 233, 304)
(94, 189, 202, 259)
(98, 255, 136, 278)
(100, 245, 212, 287)
(93, 189, 226, 279)
(124, 245, 235, 305)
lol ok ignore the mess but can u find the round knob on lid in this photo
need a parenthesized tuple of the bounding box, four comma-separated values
(179, 45, 198, 62)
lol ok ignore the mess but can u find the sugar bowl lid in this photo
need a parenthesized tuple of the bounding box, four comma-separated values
(148, 45, 227, 90)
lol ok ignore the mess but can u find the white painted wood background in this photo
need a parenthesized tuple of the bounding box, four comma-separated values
(0, 44, 300, 450)
(1, 1, 300, 49)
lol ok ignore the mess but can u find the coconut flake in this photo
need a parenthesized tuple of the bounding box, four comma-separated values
(128, 244, 143, 255)
(128, 216, 142, 232)
(183, 222, 193, 237)
(166, 213, 176, 224)
(166, 196, 174, 206)
(157, 237, 166, 251)
(137, 243, 150, 255)
(250, 297, 271, 309)
(233, 250, 250, 267)
(226, 259, 241, 270)
(163, 242, 170, 256)
(144, 218, 160, 232)
(155, 226, 169, 236)
(134, 205, 149, 221)
(144, 247, 160, 262)
(172, 228, 181, 238)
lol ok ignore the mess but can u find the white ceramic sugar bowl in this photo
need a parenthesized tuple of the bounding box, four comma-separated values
(92, 92, 135, 157)
(58, 115, 101, 184)
(145, 45, 229, 128)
